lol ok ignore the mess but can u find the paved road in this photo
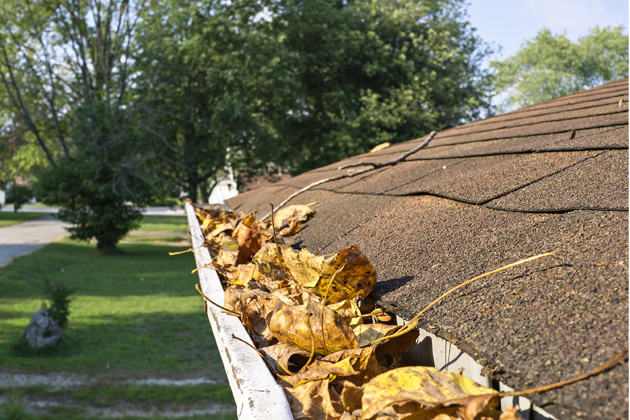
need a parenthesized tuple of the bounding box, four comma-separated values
(0, 216, 70, 267)
(0, 206, 186, 267)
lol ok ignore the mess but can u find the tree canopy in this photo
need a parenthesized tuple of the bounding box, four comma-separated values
(0, 0, 498, 248)
(491, 26, 629, 110)
(0, 0, 153, 250)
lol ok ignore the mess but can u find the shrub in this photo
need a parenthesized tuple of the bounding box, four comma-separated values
(42, 278, 76, 328)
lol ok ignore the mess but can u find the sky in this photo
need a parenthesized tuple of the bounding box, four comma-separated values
(467, 0, 629, 62)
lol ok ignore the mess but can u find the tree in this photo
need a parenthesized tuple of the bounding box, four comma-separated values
(491, 26, 629, 110)
(251, 0, 494, 174)
(0, 0, 153, 250)
(135, 0, 273, 203)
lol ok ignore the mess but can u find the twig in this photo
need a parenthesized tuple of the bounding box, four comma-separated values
(261, 131, 437, 221)
(195, 283, 242, 316)
(369, 252, 558, 346)
(501, 348, 628, 397)
(261, 169, 371, 221)
(338, 131, 436, 170)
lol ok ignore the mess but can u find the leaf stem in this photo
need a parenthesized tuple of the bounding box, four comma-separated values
(231, 333, 280, 377)
(195, 283, 241, 316)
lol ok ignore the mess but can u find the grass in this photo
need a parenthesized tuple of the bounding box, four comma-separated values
(0, 212, 45, 228)
(0, 214, 236, 418)
(0, 235, 220, 373)
(134, 215, 189, 233)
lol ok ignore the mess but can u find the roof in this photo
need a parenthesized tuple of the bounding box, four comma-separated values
(226, 78, 629, 419)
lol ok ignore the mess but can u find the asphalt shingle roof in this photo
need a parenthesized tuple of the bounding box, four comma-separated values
(226, 78, 629, 419)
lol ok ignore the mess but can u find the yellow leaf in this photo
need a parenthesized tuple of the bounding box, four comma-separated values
(361, 367, 499, 420)
(242, 212, 256, 227)
(282, 246, 377, 303)
(268, 297, 359, 356)
(369, 142, 391, 153)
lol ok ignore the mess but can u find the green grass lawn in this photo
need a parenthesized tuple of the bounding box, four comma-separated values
(0, 215, 235, 419)
(0, 212, 45, 228)
(135, 215, 188, 232)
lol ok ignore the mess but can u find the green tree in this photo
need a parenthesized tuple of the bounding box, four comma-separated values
(0, 0, 153, 250)
(135, 0, 273, 203)
(491, 26, 629, 110)
(253, 0, 494, 174)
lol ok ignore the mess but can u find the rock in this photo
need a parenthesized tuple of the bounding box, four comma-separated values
(23, 309, 62, 348)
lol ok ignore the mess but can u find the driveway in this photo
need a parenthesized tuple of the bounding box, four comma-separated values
(0, 215, 70, 267)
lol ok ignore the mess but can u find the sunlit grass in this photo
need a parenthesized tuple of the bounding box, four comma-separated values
(136, 215, 189, 232)
(0, 234, 220, 374)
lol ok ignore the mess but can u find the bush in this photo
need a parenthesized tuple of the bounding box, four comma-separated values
(42, 278, 76, 328)
(6, 184, 33, 212)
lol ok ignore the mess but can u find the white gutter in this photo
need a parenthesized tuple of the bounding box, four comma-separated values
(185, 202, 294, 420)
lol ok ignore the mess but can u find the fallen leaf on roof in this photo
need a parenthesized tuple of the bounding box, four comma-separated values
(370, 142, 391, 153)
(273, 204, 315, 230)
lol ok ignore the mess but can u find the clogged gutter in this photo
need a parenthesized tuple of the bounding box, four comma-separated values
(184, 201, 526, 420)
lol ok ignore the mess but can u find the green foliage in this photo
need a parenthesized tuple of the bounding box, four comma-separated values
(135, 0, 494, 191)
(6, 184, 33, 212)
(248, 0, 494, 174)
(491, 26, 629, 110)
(41, 278, 76, 328)
(0, 392, 26, 420)
(35, 103, 153, 251)
(0, 1, 154, 249)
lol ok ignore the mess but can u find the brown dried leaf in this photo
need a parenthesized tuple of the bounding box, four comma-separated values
(273, 204, 315, 228)
(284, 377, 343, 420)
(223, 288, 278, 346)
(260, 342, 311, 375)
(236, 224, 266, 264)
(268, 297, 359, 356)
(282, 346, 380, 388)
(339, 380, 363, 414)
(279, 220, 302, 237)
(327, 299, 362, 324)
(361, 366, 500, 420)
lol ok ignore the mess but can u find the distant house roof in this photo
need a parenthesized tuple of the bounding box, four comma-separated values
(226, 78, 629, 419)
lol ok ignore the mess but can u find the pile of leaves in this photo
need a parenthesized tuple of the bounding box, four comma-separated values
(192, 204, 521, 420)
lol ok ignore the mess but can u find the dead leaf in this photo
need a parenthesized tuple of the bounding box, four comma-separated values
(280, 220, 303, 237)
(273, 204, 315, 229)
(282, 246, 377, 303)
(370, 142, 391, 153)
(268, 297, 359, 356)
(282, 346, 381, 388)
(361, 366, 500, 420)
(260, 342, 312, 375)
(327, 299, 362, 324)
(284, 377, 343, 420)
(339, 380, 363, 413)
(223, 288, 278, 346)
(236, 224, 266, 264)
